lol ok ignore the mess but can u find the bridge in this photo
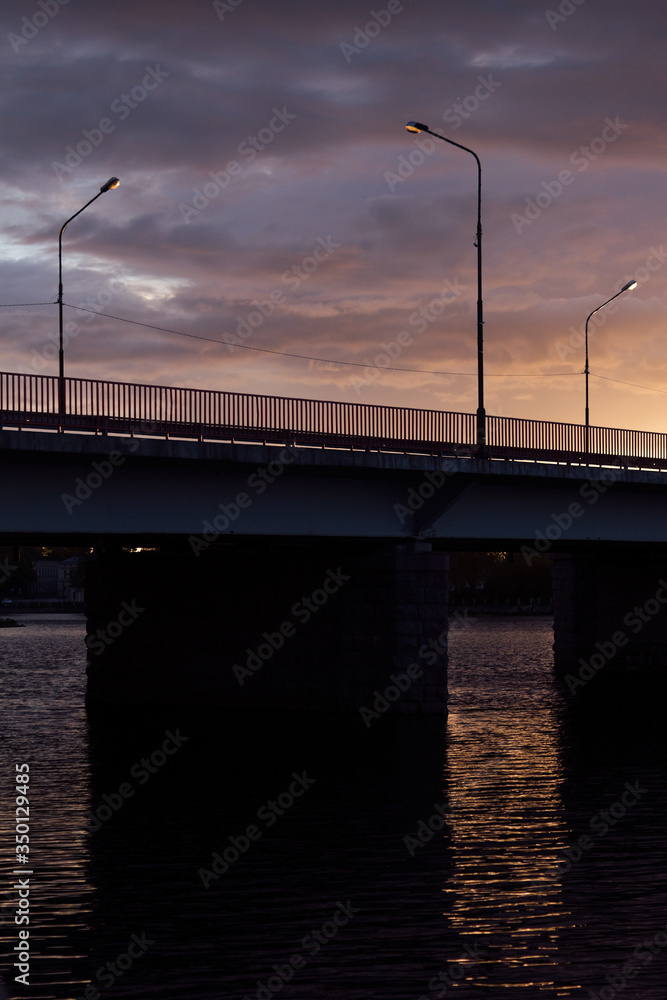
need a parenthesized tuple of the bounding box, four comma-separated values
(2, 370, 667, 712)
(3, 370, 667, 469)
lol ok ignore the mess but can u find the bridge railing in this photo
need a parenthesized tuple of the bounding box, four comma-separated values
(0, 372, 60, 428)
(486, 414, 667, 467)
(0, 371, 478, 454)
(1, 370, 667, 468)
(487, 414, 586, 461)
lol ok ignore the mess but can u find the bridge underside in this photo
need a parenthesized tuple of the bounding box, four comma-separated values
(4, 430, 667, 709)
(3, 429, 667, 545)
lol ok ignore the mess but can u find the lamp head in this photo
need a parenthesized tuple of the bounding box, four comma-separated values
(406, 121, 429, 133)
(100, 177, 120, 192)
(621, 279, 638, 292)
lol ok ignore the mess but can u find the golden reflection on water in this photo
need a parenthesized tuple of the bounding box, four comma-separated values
(443, 709, 575, 993)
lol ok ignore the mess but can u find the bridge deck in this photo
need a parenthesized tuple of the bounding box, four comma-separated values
(2, 370, 667, 472)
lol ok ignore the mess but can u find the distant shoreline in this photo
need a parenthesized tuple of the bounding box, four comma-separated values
(0, 603, 84, 614)
(449, 605, 553, 616)
(2, 603, 554, 619)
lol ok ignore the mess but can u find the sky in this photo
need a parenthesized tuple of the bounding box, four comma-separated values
(2, 0, 667, 433)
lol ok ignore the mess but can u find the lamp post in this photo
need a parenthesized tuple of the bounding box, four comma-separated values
(57, 177, 119, 426)
(405, 121, 485, 456)
(584, 279, 637, 447)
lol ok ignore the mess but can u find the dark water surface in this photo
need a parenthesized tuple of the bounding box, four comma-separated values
(1, 614, 667, 998)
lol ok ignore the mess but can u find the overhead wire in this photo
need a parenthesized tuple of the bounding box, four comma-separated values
(0, 301, 57, 307)
(61, 302, 580, 377)
(6, 299, 664, 392)
(589, 372, 667, 395)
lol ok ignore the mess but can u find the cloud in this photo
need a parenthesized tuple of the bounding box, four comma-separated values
(1, 0, 666, 432)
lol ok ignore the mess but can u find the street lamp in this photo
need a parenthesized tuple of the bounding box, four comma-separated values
(584, 279, 637, 434)
(57, 177, 119, 426)
(405, 121, 485, 456)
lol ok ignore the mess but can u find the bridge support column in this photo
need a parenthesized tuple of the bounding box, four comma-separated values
(552, 552, 667, 697)
(85, 540, 448, 714)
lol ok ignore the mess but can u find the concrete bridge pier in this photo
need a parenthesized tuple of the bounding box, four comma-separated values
(552, 551, 667, 698)
(84, 540, 449, 715)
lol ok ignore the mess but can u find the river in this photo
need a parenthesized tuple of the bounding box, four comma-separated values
(1, 613, 666, 998)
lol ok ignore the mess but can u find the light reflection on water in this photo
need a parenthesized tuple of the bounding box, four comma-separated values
(445, 618, 571, 992)
(0, 614, 666, 998)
